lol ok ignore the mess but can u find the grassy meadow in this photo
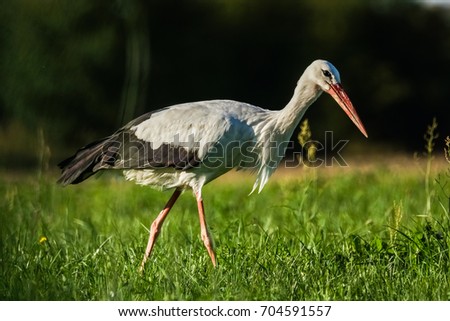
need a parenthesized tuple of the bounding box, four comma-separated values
(1, 152, 449, 301)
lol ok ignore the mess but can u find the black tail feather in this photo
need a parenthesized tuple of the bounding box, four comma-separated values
(57, 138, 111, 186)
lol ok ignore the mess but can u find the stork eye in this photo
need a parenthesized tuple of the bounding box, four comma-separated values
(322, 69, 332, 78)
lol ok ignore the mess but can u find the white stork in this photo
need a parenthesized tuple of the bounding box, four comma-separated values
(58, 59, 368, 271)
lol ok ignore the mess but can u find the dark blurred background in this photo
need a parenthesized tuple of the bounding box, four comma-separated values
(1, 0, 449, 169)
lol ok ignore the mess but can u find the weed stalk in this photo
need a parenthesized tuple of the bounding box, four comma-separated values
(297, 118, 318, 188)
(437, 136, 450, 216)
(422, 118, 438, 217)
(389, 200, 403, 245)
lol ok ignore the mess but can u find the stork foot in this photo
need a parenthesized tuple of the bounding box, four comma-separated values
(201, 230, 217, 267)
(196, 192, 217, 267)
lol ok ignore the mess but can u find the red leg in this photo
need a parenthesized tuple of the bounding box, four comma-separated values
(196, 192, 217, 267)
(139, 189, 182, 272)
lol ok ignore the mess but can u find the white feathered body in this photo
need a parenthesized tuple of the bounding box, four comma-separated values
(123, 99, 305, 195)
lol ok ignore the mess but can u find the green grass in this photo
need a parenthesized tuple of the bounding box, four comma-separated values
(1, 163, 449, 300)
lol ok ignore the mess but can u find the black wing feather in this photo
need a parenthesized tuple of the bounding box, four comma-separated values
(58, 121, 201, 186)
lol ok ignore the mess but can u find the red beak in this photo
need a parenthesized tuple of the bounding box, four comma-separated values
(326, 83, 368, 138)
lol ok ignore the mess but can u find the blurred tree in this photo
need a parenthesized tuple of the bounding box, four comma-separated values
(0, 0, 125, 145)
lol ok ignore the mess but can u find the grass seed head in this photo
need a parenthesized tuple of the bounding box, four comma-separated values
(424, 117, 438, 156)
(445, 136, 450, 163)
(298, 119, 317, 165)
(389, 201, 403, 244)
(298, 119, 311, 148)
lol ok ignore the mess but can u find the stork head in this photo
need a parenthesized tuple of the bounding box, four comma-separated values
(307, 60, 368, 138)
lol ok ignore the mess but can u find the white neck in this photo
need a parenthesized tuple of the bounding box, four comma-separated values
(275, 75, 323, 136)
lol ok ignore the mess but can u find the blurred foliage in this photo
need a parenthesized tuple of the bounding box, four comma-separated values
(0, 0, 449, 167)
